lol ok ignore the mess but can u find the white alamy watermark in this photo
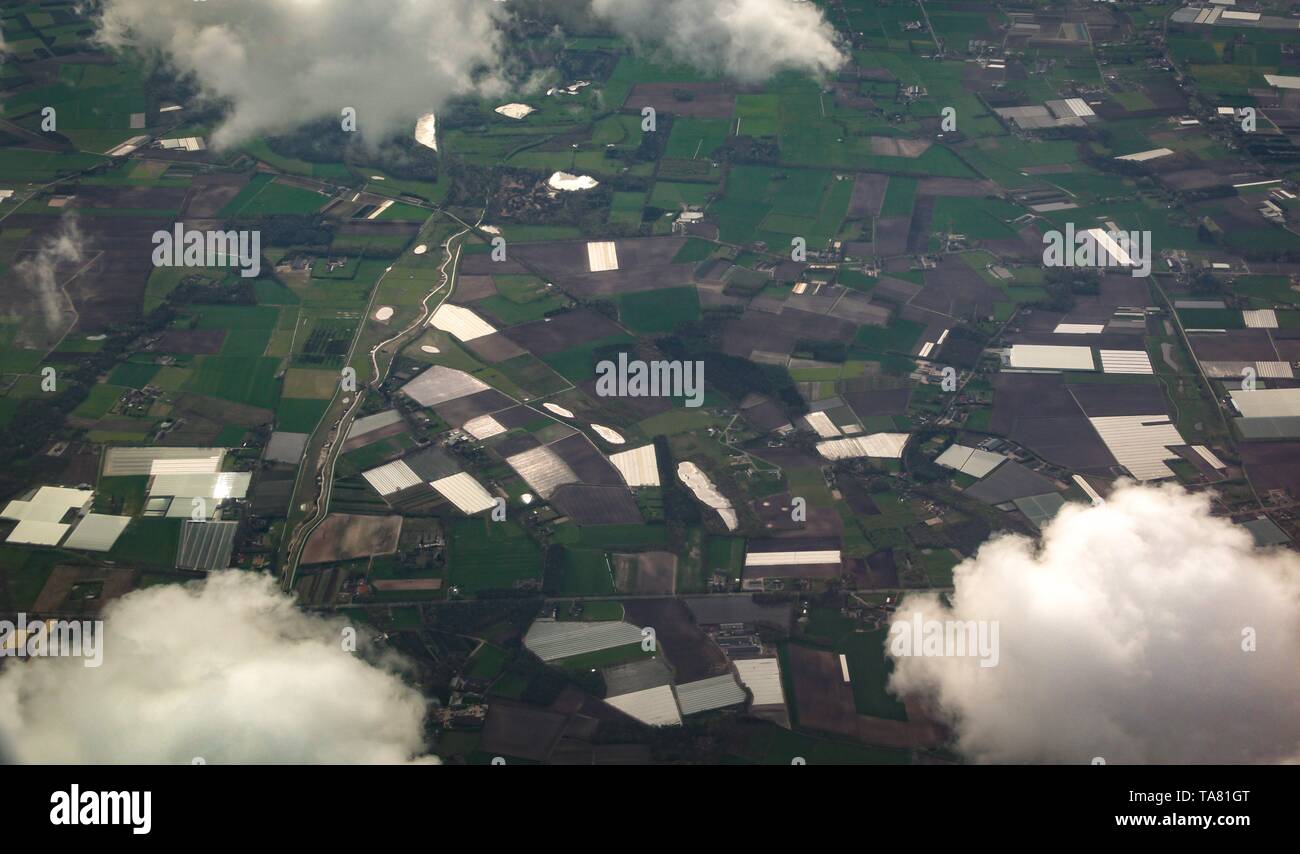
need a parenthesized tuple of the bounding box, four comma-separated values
(50, 786, 150, 835)
(888, 612, 999, 668)
(152, 224, 261, 278)
(1042, 224, 1151, 278)
(0, 613, 103, 667)
(595, 353, 705, 408)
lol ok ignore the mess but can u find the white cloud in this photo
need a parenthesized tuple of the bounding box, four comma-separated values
(13, 213, 84, 348)
(95, 0, 844, 148)
(97, 0, 511, 148)
(591, 0, 845, 82)
(888, 482, 1300, 764)
(0, 572, 436, 764)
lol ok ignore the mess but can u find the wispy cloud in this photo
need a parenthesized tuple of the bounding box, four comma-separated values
(13, 213, 84, 347)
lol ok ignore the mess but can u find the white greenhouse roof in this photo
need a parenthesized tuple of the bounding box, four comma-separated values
(1088, 415, 1185, 481)
(149, 472, 250, 501)
(1229, 388, 1300, 418)
(62, 514, 131, 551)
(606, 685, 682, 727)
(400, 365, 490, 408)
(7, 520, 70, 546)
(103, 447, 226, 477)
(609, 444, 660, 487)
(935, 444, 1005, 478)
(1, 486, 94, 523)
(430, 304, 496, 342)
(1115, 148, 1174, 162)
(523, 620, 644, 662)
(675, 675, 748, 716)
(1008, 344, 1094, 371)
(1099, 349, 1154, 375)
(734, 658, 786, 707)
(430, 472, 496, 514)
(586, 241, 619, 272)
(816, 432, 908, 460)
(361, 460, 423, 496)
(744, 550, 842, 567)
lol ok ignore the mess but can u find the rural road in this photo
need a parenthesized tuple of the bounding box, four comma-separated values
(280, 213, 477, 591)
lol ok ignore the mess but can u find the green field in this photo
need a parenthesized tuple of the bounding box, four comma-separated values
(107, 361, 161, 389)
(672, 237, 716, 263)
(854, 318, 925, 356)
(551, 547, 614, 596)
(839, 629, 909, 721)
(197, 305, 278, 356)
(474, 275, 566, 324)
(71, 384, 126, 419)
(617, 285, 700, 335)
(276, 397, 330, 432)
(930, 197, 1024, 240)
(108, 518, 183, 567)
(649, 181, 714, 211)
(447, 518, 542, 593)
(704, 535, 745, 581)
(466, 642, 510, 680)
(879, 176, 917, 218)
(714, 164, 853, 250)
(609, 191, 645, 227)
(541, 333, 635, 383)
(184, 356, 281, 410)
(0, 0, 1285, 768)
(219, 175, 327, 217)
(665, 118, 730, 160)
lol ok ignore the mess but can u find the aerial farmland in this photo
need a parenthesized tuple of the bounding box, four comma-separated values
(0, 0, 1298, 780)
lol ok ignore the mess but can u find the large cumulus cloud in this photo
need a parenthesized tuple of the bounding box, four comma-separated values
(888, 482, 1300, 764)
(96, 0, 844, 148)
(592, 0, 844, 83)
(0, 571, 435, 764)
(97, 0, 511, 148)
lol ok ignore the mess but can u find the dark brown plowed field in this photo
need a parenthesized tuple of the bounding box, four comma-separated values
(623, 82, 735, 119)
(621, 597, 728, 683)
